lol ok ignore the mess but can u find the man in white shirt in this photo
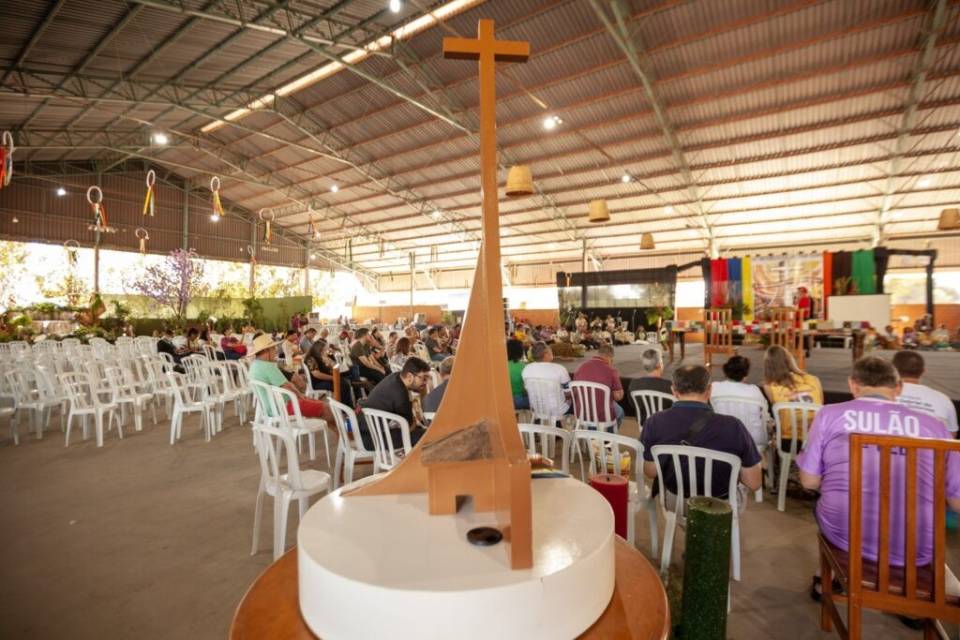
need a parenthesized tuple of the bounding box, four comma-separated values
(710, 355, 770, 448)
(893, 350, 958, 433)
(522, 341, 571, 417)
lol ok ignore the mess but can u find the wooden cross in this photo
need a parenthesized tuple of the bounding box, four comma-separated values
(348, 21, 535, 571)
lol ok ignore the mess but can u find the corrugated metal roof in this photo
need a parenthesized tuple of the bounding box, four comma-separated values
(1, 0, 959, 278)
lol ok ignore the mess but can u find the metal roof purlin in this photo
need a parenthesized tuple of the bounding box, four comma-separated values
(592, 0, 718, 258)
(0, 0, 69, 88)
(874, 0, 950, 247)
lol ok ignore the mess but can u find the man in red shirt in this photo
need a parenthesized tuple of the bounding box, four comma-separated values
(573, 343, 624, 430)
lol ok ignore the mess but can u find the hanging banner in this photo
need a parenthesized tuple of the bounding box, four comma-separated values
(135, 227, 149, 254)
(0, 130, 14, 189)
(210, 176, 224, 220)
(750, 254, 823, 318)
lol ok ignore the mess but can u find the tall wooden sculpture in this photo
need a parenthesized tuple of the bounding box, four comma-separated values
(347, 20, 533, 570)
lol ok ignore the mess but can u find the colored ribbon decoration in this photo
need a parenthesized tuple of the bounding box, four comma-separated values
(210, 176, 224, 220)
(64, 240, 79, 268)
(142, 170, 156, 216)
(310, 215, 321, 240)
(259, 208, 274, 245)
(0, 131, 13, 188)
(135, 228, 149, 254)
(246, 244, 256, 266)
(87, 186, 107, 227)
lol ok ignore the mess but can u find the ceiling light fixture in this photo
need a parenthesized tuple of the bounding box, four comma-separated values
(621, 173, 631, 183)
(11, 216, 18, 224)
(310, 253, 317, 260)
(918, 177, 932, 188)
(210, 214, 219, 222)
(431, 209, 441, 220)
(56, 187, 67, 197)
(665, 205, 674, 214)
(542, 115, 562, 130)
(389, 0, 401, 12)
(151, 131, 169, 146)
(200, 0, 483, 133)
(330, 184, 339, 193)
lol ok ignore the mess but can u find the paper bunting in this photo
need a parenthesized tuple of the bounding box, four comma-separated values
(142, 170, 156, 216)
(0, 131, 13, 189)
(210, 176, 224, 220)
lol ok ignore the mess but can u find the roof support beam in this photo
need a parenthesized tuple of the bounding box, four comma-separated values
(0, 0, 68, 87)
(590, 0, 718, 257)
(874, 0, 950, 246)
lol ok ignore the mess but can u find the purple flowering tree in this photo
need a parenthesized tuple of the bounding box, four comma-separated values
(129, 249, 205, 325)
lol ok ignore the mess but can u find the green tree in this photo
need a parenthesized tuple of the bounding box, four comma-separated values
(0, 241, 29, 310)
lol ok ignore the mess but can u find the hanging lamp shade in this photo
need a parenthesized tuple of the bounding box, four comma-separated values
(505, 165, 533, 196)
(938, 208, 960, 230)
(588, 199, 610, 223)
(640, 232, 655, 250)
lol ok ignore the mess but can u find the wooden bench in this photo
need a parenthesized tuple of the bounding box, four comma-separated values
(819, 433, 960, 639)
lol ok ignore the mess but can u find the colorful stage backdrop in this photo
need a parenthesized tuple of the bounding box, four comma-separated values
(702, 249, 889, 321)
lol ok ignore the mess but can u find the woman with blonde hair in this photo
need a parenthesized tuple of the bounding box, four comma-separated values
(763, 345, 823, 445)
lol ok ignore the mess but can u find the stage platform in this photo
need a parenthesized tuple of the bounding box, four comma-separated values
(557, 343, 960, 415)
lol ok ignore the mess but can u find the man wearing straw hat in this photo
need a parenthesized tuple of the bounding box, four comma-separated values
(248, 333, 333, 422)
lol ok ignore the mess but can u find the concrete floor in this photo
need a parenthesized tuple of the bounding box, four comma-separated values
(0, 409, 951, 639)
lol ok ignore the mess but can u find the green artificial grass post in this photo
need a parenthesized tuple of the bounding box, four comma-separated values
(678, 496, 732, 640)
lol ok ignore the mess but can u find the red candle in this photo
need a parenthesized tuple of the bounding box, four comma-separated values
(590, 473, 628, 539)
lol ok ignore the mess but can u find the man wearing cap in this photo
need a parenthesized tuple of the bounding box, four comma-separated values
(249, 333, 332, 421)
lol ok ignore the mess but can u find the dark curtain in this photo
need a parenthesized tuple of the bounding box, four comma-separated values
(873, 247, 890, 294)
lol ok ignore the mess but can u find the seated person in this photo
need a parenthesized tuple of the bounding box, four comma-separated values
(931, 323, 951, 348)
(711, 355, 769, 449)
(299, 327, 317, 353)
(521, 341, 571, 417)
(627, 348, 673, 425)
(304, 339, 352, 406)
(507, 338, 529, 410)
(798, 356, 960, 599)
(902, 326, 919, 349)
(350, 328, 386, 384)
(157, 328, 186, 370)
(358, 357, 431, 450)
(642, 364, 762, 502)
(280, 330, 302, 368)
(248, 334, 332, 422)
(423, 326, 449, 362)
(763, 345, 823, 447)
(879, 325, 901, 349)
(422, 355, 454, 414)
(185, 327, 203, 353)
(390, 337, 413, 370)
(220, 327, 247, 360)
(893, 350, 958, 434)
(573, 343, 625, 429)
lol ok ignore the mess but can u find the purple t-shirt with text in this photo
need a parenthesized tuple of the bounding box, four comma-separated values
(797, 397, 960, 566)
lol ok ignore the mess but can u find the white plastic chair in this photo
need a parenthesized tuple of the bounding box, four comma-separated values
(525, 377, 569, 429)
(573, 429, 658, 557)
(711, 395, 769, 503)
(772, 401, 822, 512)
(329, 399, 376, 489)
(0, 371, 20, 444)
(630, 389, 674, 428)
(250, 423, 331, 560)
(361, 408, 412, 472)
(300, 362, 328, 402)
(60, 371, 122, 447)
(105, 366, 153, 432)
(166, 371, 216, 444)
(570, 380, 618, 433)
(519, 423, 571, 474)
(181, 354, 209, 401)
(651, 444, 742, 581)
(6, 368, 59, 439)
(268, 385, 331, 465)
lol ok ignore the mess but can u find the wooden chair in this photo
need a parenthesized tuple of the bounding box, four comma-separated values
(703, 308, 734, 367)
(819, 433, 960, 639)
(769, 306, 806, 369)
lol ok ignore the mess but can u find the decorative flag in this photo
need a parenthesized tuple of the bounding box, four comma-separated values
(210, 176, 224, 220)
(142, 170, 156, 216)
(87, 186, 108, 228)
(742, 256, 753, 322)
(709, 258, 728, 307)
(851, 249, 877, 295)
(64, 240, 79, 268)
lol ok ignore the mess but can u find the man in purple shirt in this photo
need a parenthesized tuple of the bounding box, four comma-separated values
(573, 343, 624, 429)
(798, 356, 960, 581)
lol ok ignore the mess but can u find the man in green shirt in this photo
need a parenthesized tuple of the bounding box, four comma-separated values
(249, 333, 332, 422)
